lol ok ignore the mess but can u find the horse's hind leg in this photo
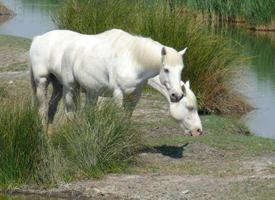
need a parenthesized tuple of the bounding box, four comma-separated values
(36, 76, 49, 127)
(113, 88, 124, 107)
(47, 76, 63, 134)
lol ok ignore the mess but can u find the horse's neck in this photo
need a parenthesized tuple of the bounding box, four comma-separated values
(133, 37, 163, 76)
(147, 75, 170, 102)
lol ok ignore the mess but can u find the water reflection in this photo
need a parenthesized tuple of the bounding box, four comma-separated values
(0, 0, 59, 38)
(221, 28, 275, 138)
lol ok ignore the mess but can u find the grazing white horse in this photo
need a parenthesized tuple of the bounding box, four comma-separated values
(30, 29, 187, 126)
(148, 76, 203, 135)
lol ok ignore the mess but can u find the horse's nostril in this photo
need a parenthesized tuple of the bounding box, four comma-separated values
(197, 129, 203, 135)
(171, 93, 176, 97)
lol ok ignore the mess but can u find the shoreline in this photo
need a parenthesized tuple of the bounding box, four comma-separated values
(0, 3, 12, 15)
(0, 3, 14, 26)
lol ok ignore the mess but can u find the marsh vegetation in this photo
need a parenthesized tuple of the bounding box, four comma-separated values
(55, 0, 249, 114)
(181, 0, 275, 26)
(0, 97, 140, 186)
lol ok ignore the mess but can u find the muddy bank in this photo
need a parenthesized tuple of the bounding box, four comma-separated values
(250, 19, 275, 32)
(0, 3, 13, 25)
(0, 3, 13, 16)
(228, 19, 275, 32)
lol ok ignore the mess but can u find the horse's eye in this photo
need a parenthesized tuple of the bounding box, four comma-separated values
(164, 68, 169, 73)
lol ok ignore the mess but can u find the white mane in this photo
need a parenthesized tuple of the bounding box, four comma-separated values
(100, 29, 183, 69)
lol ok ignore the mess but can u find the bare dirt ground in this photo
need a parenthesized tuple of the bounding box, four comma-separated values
(5, 148, 275, 200)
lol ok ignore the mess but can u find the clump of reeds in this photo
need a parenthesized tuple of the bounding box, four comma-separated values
(53, 100, 140, 178)
(0, 97, 61, 185)
(0, 97, 140, 186)
(181, 0, 275, 25)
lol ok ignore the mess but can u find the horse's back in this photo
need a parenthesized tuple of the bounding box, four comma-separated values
(29, 28, 159, 90)
(29, 30, 82, 79)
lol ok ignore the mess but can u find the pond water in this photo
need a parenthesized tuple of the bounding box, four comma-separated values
(0, 1, 275, 139)
(0, 0, 59, 38)
(224, 29, 275, 139)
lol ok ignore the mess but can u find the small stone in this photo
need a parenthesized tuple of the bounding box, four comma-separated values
(182, 190, 189, 194)
(91, 187, 101, 194)
(8, 80, 13, 84)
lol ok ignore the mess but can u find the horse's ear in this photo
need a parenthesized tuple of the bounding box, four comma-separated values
(181, 81, 186, 96)
(161, 47, 167, 64)
(185, 80, 190, 88)
(179, 47, 187, 56)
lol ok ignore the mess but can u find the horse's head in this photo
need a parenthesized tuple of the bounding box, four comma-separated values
(169, 81, 203, 136)
(159, 47, 187, 103)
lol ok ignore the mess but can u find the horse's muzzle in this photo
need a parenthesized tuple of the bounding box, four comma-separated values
(170, 93, 184, 102)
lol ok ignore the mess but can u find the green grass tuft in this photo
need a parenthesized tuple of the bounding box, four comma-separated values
(0, 98, 141, 187)
(53, 101, 141, 178)
(0, 98, 57, 186)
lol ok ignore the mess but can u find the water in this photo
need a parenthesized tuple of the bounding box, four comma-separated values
(225, 29, 275, 139)
(0, 0, 59, 38)
(0, 1, 275, 138)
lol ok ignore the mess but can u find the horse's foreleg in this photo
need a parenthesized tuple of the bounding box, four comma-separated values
(63, 84, 80, 119)
(36, 77, 49, 127)
(85, 90, 98, 109)
(123, 87, 143, 116)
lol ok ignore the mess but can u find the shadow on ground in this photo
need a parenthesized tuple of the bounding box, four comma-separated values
(141, 143, 189, 159)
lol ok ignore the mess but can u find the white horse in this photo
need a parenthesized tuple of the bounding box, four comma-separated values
(147, 76, 203, 135)
(30, 29, 186, 126)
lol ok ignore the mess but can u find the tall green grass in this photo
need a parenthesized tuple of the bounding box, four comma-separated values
(54, 100, 140, 178)
(182, 0, 275, 25)
(0, 98, 140, 186)
(0, 98, 61, 186)
(54, 0, 249, 113)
